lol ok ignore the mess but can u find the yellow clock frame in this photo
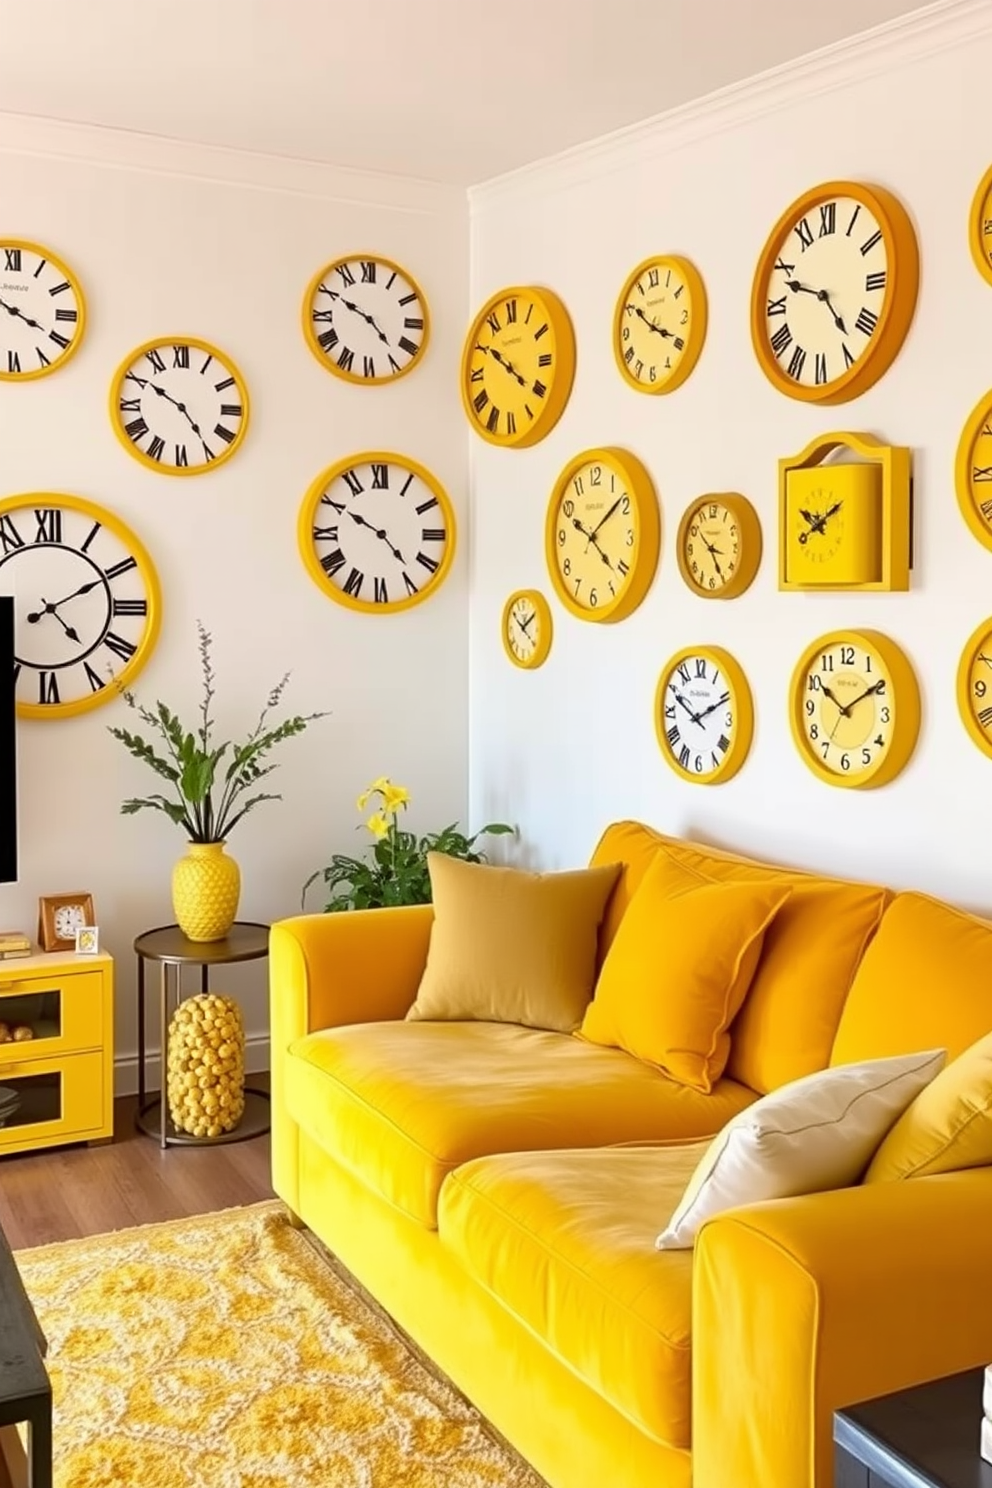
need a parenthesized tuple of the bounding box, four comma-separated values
(301, 253, 430, 385)
(956, 616, 992, 760)
(676, 492, 762, 600)
(0, 491, 162, 721)
(789, 628, 921, 790)
(0, 239, 87, 382)
(109, 336, 250, 477)
(297, 450, 456, 616)
(654, 645, 755, 785)
(544, 446, 660, 624)
(501, 589, 553, 670)
(460, 284, 576, 449)
(779, 431, 911, 591)
(612, 255, 708, 395)
(968, 164, 992, 289)
(954, 387, 992, 554)
(750, 179, 919, 405)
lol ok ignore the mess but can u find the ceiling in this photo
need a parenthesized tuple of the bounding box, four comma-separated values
(0, 0, 930, 186)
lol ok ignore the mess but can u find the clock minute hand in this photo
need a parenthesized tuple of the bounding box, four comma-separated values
(148, 382, 203, 436)
(589, 497, 623, 539)
(820, 682, 851, 718)
(815, 288, 848, 334)
(25, 600, 80, 643)
(798, 507, 826, 546)
(696, 690, 731, 722)
(347, 509, 405, 564)
(570, 517, 615, 571)
(845, 679, 885, 712)
(0, 297, 44, 331)
(673, 690, 704, 728)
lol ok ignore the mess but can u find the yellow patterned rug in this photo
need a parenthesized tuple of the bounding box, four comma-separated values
(15, 1201, 547, 1488)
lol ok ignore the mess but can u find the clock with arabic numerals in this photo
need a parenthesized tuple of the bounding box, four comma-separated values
(0, 240, 86, 380)
(109, 336, 249, 475)
(303, 254, 429, 384)
(0, 492, 161, 720)
(297, 452, 455, 614)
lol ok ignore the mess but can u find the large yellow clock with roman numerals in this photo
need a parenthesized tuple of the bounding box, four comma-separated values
(460, 285, 575, 448)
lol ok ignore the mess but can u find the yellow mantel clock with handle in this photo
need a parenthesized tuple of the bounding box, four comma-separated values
(790, 629, 920, 789)
(545, 447, 660, 623)
(956, 617, 992, 760)
(461, 285, 575, 447)
(655, 645, 754, 784)
(613, 255, 707, 394)
(501, 590, 553, 670)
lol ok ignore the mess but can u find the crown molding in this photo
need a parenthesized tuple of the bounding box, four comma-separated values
(0, 109, 463, 217)
(469, 0, 992, 212)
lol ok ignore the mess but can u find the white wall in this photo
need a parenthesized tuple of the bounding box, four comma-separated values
(0, 118, 468, 1086)
(468, 5, 992, 910)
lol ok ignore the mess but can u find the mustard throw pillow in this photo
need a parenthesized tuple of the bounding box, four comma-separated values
(864, 1031, 992, 1182)
(581, 863, 791, 1092)
(407, 854, 622, 1032)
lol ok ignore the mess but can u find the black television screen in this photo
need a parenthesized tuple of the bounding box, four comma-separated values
(0, 597, 16, 884)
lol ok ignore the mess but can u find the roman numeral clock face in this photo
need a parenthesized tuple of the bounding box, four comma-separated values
(110, 338, 249, 475)
(751, 182, 919, 404)
(655, 647, 754, 785)
(0, 241, 85, 380)
(0, 494, 160, 719)
(303, 255, 429, 384)
(298, 453, 456, 614)
(461, 285, 576, 448)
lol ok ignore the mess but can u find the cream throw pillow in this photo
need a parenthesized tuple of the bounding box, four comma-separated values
(407, 854, 621, 1033)
(656, 1048, 946, 1250)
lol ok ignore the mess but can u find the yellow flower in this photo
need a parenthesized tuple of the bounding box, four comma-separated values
(366, 812, 389, 839)
(381, 783, 410, 814)
(356, 776, 390, 812)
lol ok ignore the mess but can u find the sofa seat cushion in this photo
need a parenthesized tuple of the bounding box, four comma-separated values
(286, 1020, 755, 1229)
(438, 1142, 706, 1449)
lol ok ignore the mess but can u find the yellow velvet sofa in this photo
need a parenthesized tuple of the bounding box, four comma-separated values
(269, 821, 992, 1488)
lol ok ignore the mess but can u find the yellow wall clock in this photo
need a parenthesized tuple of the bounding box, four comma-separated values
(302, 254, 429, 384)
(545, 447, 659, 623)
(613, 255, 707, 394)
(751, 180, 919, 404)
(298, 451, 455, 614)
(655, 646, 754, 784)
(0, 492, 161, 719)
(109, 337, 249, 475)
(779, 431, 911, 591)
(789, 629, 920, 789)
(954, 387, 992, 553)
(0, 239, 86, 380)
(968, 164, 992, 288)
(676, 492, 761, 599)
(501, 590, 553, 670)
(461, 285, 575, 447)
(956, 617, 992, 760)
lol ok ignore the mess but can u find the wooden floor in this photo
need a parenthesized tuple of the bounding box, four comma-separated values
(0, 1086, 274, 1250)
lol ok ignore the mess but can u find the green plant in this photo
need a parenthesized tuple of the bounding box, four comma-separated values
(302, 777, 514, 911)
(109, 622, 327, 842)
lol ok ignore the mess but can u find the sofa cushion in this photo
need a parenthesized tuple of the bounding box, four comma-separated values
(590, 821, 889, 1093)
(865, 1032, 992, 1182)
(286, 1020, 756, 1229)
(831, 892, 992, 1068)
(438, 1142, 706, 1449)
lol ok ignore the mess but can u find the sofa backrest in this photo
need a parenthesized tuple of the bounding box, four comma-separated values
(589, 821, 890, 1095)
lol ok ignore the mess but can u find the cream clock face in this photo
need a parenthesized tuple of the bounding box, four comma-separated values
(502, 590, 552, 669)
(0, 241, 84, 380)
(682, 499, 743, 592)
(110, 338, 249, 475)
(303, 255, 429, 383)
(53, 904, 87, 939)
(613, 256, 707, 395)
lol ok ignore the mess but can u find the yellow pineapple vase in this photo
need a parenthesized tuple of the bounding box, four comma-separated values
(167, 993, 246, 1138)
(172, 841, 241, 942)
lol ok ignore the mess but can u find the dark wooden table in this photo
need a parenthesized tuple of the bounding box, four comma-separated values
(835, 1369, 992, 1488)
(0, 1220, 50, 1487)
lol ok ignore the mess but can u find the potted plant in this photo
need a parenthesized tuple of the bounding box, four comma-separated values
(110, 623, 327, 942)
(302, 777, 513, 911)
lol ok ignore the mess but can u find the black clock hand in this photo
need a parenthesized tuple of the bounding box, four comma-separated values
(845, 680, 885, 713)
(347, 509, 405, 565)
(26, 601, 80, 643)
(816, 288, 848, 335)
(797, 502, 842, 545)
(570, 518, 615, 570)
(0, 297, 45, 332)
(673, 691, 705, 728)
(696, 691, 731, 722)
(487, 347, 527, 386)
(148, 382, 204, 437)
(820, 683, 851, 718)
(517, 610, 536, 635)
(340, 296, 391, 346)
(630, 304, 673, 338)
(704, 541, 724, 579)
(28, 578, 103, 621)
(589, 498, 623, 539)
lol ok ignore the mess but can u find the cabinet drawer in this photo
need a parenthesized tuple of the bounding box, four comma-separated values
(0, 969, 105, 1057)
(0, 1050, 106, 1154)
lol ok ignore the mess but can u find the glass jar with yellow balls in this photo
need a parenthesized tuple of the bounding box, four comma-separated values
(166, 993, 245, 1139)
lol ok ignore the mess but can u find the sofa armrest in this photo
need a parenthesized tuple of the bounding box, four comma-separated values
(691, 1169, 992, 1488)
(269, 906, 433, 1211)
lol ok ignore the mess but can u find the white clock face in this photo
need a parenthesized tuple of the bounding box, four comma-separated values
(660, 653, 735, 779)
(53, 905, 86, 939)
(111, 339, 248, 474)
(305, 257, 428, 383)
(0, 242, 84, 379)
(762, 194, 888, 391)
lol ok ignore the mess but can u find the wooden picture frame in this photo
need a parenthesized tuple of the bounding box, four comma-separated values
(37, 893, 95, 954)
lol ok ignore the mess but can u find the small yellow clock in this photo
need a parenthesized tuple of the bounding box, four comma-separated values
(954, 387, 992, 554)
(655, 646, 754, 785)
(790, 629, 920, 789)
(613, 255, 707, 394)
(968, 164, 992, 289)
(461, 285, 575, 447)
(545, 447, 660, 624)
(676, 493, 761, 599)
(956, 618, 992, 760)
(303, 254, 429, 383)
(110, 337, 249, 475)
(0, 240, 86, 381)
(501, 590, 553, 670)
